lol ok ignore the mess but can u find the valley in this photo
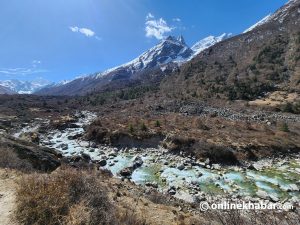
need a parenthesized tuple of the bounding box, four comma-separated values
(1, 0, 300, 224)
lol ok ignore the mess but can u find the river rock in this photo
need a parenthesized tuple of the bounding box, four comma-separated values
(177, 164, 185, 170)
(287, 184, 299, 192)
(132, 156, 143, 169)
(256, 190, 269, 200)
(59, 143, 68, 150)
(145, 182, 158, 189)
(269, 194, 279, 202)
(81, 153, 91, 161)
(98, 159, 107, 167)
(98, 151, 105, 155)
(90, 142, 97, 148)
(68, 133, 82, 140)
(120, 167, 133, 177)
(212, 164, 221, 170)
(109, 152, 117, 158)
(204, 158, 210, 165)
(168, 188, 176, 195)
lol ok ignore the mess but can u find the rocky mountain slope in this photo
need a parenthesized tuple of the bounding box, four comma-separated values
(36, 34, 230, 96)
(162, 0, 300, 101)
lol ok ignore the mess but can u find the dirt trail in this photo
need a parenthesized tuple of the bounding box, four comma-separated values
(0, 169, 18, 225)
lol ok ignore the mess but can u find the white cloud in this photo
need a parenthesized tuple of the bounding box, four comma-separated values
(79, 28, 95, 37)
(32, 60, 41, 64)
(0, 60, 48, 77)
(70, 26, 79, 32)
(0, 68, 48, 76)
(32, 60, 41, 68)
(146, 13, 154, 20)
(69, 26, 98, 38)
(145, 14, 174, 40)
(173, 18, 181, 22)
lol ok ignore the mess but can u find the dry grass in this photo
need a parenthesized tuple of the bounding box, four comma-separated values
(15, 167, 145, 225)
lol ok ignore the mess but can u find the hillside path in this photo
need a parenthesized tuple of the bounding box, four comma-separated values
(0, 169, 18, 225)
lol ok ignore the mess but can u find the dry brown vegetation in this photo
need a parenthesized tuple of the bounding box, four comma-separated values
(12, 166, 300, 225)
(15, 167, 145, 225)
(85, 103, 300, 163)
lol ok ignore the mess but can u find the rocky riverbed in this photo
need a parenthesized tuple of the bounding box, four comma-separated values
(13, 111, 300, 206)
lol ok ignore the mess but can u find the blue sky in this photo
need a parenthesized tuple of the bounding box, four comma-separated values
(0, 0, 288, 82)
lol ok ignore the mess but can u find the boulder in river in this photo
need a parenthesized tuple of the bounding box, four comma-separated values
(177, 164, 185, 171)
(256, 190, 269, 200)
(120, 167, 133, 177)
(68, 133, 82, 140)
(168, 187, 176, 195)
(98, 159, 107, 167)
(81, 153, 91, 162)
(59, 143, 68, 150)
(132, 156, 143, 169)
(287, 184, 299, 192)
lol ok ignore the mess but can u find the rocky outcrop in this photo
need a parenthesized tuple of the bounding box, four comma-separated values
(0, 135, 61, 172)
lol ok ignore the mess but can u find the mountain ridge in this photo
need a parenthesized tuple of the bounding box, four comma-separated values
(162, 0, 300, 101)
(36, 33, 231, 96)
(0, 79, 51, 94)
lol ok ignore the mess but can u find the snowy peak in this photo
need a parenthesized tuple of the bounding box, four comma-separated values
(177, 35, 186, 45)
(191, 33, 232, 57)
(97, 34, 230, 79)
(96, 35, 193, 79)
(0, 79, 51, 94)
(36, 34, 231, 95)
(243, 14, 272, 33)
(244, 0, 300, 33)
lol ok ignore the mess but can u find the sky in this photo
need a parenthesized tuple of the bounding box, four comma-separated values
(0, 0, 288, 83)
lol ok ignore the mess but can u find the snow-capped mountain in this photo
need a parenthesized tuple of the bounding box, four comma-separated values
(243, 14, 272, 33)
(164, 0, 300, 99)
(191, 33, 232, 57)
(0, 85, 16, 94)
(36, 34, 231, 96)
(0, 79, 52, 94)
(95, 35, 193, 79)
(243, 0, 299, 33)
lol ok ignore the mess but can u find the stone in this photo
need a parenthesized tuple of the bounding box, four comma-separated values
(91, 143, 97, 148)
(287, 184, 299, 192)
(98, 151, 105, 155)
(256, 190, 269, 200)
(212, 164, 221, 170)
(205, 158, 210, 165)
(109, 152, 117, 158)
(177, 164, 185, 170)
(163, 160, 169, 165)
(168, 188, 176, 195)
(67, 133, 82, 140)
(60, 143, 68, 150)
(269, 194, 279, 202)
(145, 182, 158, 189)
(132, 156, 143, 169)
(120, 167, 133, 177)
(98, 159, 107, 167)
(81, 153, 91, 161)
